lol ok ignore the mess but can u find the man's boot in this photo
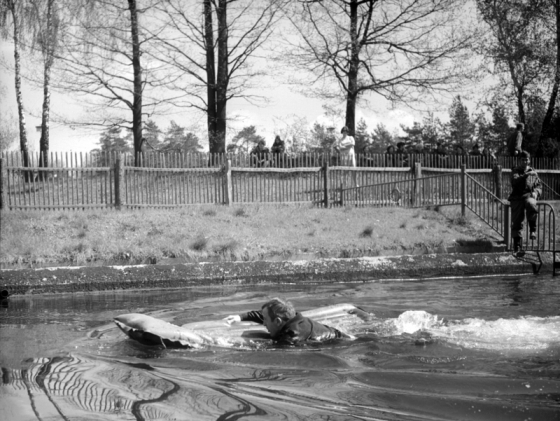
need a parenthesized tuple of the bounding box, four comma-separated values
(513, 236, 524, 257)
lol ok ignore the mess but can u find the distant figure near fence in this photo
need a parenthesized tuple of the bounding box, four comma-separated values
(337, 126, 358, 187)
(250, 140, 270, 168)
(469, 144, 482, 156)
(271, 136, 286, 167)
(508, 123, 524, 157)
(509, 151, 542, 255)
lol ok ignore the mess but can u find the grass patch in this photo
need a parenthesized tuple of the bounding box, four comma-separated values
(1, 205, 494, 268)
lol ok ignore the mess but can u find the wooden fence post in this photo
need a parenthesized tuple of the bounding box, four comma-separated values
(115, 154, 124, 209)
(340, 182, 345, 207)
(461, 164, 466, 217)
(493, 164, 502, 199)
(0, 158, 5, 210)
(323, 161, 330, 208)
(412, 162, 421, 207)
(223, 159, 233, 206)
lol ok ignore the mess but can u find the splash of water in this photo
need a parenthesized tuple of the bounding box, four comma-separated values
(386, 310, 560, 352)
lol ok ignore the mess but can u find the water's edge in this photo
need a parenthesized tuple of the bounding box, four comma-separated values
(0, 252, 541, 295)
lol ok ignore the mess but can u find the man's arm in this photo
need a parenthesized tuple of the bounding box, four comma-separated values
(223, 310, 264, 325)
(511, 168, 527, 187)
(531, 171, 543, 198)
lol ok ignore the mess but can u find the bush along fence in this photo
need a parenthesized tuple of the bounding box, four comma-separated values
(1, 151, 560, 211)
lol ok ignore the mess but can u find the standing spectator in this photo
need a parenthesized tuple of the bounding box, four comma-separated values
(508, 151, 542, 255)
(250, 139, 270, 167)
(395, 142, 409, 167)
(434, 142, 448, 168)
(508, 123, 524, 157)
(385, 145, 396, 166)
(469, 143, 482, 168)
(337, 125, 357, 187)
(469, 144, 482, 156)
(271, 135, 286, 167)
(337, 126, 356, 167)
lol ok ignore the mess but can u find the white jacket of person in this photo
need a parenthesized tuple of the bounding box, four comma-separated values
(338, 133, 356, 167)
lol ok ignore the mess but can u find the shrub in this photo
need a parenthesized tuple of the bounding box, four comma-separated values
(190, 236, 208, 251)
(233, 208, 247, 217)
(360, 225, 374, 237)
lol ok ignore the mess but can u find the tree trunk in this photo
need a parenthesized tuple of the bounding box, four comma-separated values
(214, 0, 228, 154)
(344, 0, 359, 136)
(204, 0, 218, 154)
(9, 0, 30, 179)
(39, 0, 55, 178)
(128, 0, 143, 166)
(539, 0, 560, 148)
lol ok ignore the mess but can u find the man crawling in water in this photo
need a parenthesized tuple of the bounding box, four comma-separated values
(224, 297, 355, 344)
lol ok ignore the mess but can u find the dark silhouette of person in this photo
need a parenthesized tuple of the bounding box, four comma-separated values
(509, 151, 542, 255)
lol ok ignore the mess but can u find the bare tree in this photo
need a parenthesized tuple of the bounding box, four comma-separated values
(281, 0, 477, 135)
(152, 0, 283, 154)
(477, 0, 553, 128)
(27, 0, 59, 172)
(50, 0, 166, 165)
(539, 0, 559, 143)
(1, 0, 31, 171)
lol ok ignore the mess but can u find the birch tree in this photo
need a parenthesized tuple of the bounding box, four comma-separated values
(1, 0, 31, 171)
(282, 0, 477, 136)
(28, 0, 58, 172)
(51, 0, 164, 165)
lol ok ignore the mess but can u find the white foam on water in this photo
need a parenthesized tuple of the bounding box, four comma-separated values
(390, 310, 560, 352)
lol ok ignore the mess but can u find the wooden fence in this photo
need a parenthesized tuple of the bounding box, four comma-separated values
(2, 151, 560, 210)
(3, 150, 560, 169)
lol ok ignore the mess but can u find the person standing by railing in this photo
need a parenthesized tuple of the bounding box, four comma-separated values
(509, 151, 542, 255)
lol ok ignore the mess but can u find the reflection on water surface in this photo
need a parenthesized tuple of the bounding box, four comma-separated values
(1, 276, 559, 420)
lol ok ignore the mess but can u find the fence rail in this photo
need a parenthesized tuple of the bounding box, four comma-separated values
(2, 152, 560, 210)
(3, 150, 560, 169)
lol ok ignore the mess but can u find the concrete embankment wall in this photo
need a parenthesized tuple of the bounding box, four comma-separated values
(0, 253, 538, 296)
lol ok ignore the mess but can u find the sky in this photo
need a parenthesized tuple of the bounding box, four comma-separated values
(0, 55, 419, 154)
(0, 3, 477, 155)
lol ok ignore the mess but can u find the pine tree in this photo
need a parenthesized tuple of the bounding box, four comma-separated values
(143, 120, 163, 151)
(370, 123, 394, 153)
(160, 121, 203, 153)
(231, 126, 266, 153)
(488, 103, 510, 153)
(354, 118, 370, 154)
(93, 126, 132, 165)
(447, 95, 475, 150)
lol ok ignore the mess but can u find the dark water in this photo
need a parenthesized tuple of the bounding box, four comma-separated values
(1, 275, 559, 420)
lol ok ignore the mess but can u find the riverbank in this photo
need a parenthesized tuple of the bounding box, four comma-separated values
(1, 252, 541, 296)
(1, 205, 499, 268)
(3, 205, 542, 295)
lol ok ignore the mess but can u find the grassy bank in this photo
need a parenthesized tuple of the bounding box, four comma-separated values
(0, 204, 498, 268)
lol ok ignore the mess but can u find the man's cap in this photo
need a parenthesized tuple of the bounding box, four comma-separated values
(340, 126, 349, 133)
(520, 150, 530, 159)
